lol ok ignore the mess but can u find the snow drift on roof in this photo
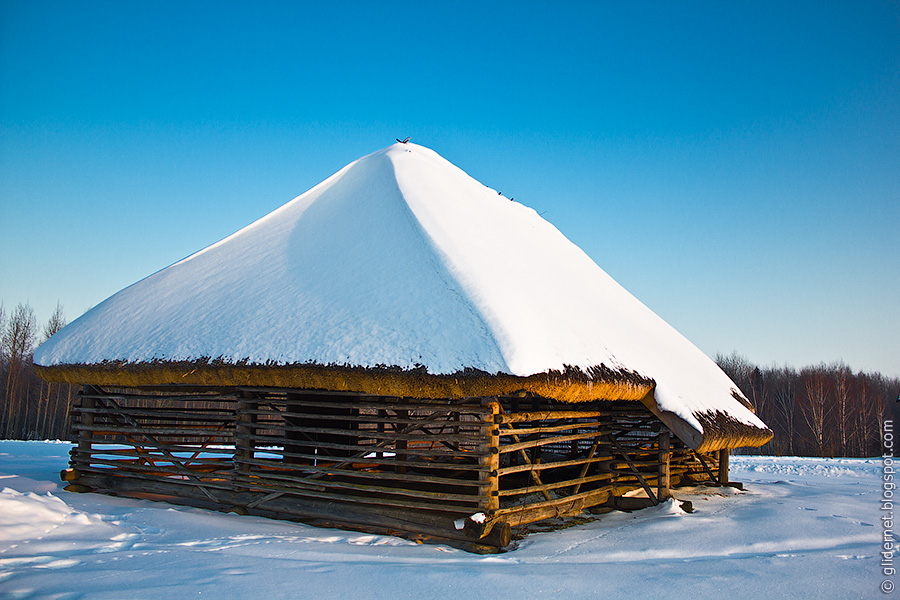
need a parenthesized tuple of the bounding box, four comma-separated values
(34, 142, 768, 435)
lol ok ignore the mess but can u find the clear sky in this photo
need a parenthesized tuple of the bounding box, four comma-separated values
(1, 1, 898, 377)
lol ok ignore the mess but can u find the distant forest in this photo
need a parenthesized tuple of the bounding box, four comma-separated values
(1, 300, 898, 456)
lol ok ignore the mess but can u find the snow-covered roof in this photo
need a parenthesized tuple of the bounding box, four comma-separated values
(34, 142, 772, 450)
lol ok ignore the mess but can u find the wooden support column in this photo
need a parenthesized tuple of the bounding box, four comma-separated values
(718, 448, 729, 486)
(235, 392, 257, 490)
(395, 409, 408, 475)
(657, 431, 671, 501)
(479, 399, 501, 514)
(75, 387, 95, 467)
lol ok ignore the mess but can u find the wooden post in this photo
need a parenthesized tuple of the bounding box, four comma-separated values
(235, 392, 257, 490)
(396, 409, 408, 475)
(479, 400, 501, 514)
(75, 387, 94, 467)
(657, 431, 671, 500)
(718, 448, 729, 486)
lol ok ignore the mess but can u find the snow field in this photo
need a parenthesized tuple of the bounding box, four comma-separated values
(0, 442, 879, 600)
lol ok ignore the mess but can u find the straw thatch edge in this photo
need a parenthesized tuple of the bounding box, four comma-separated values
(34, 360, 654, 404)
(691, 409, 774, 452)
(638, 392, 773, 452)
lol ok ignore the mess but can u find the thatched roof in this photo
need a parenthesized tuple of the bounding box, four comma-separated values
(35, 142, 772, 451)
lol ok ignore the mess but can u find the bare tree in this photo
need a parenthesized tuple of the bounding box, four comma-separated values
(37, 304, 67, 438)
(773, 366, 797, 455)
(799, 365, 831, 456)
(854, 373, 876, 456)
(0, 303, 5, 436)
(831, 363, 852, 456)
(43, 303, 66, 341)
(2, 303, 37, 438)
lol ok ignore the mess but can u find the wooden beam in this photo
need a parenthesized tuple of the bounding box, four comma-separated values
(658, 431, 671, 501)
(479, 400, 501, 512)
(718, 448, 729, 485)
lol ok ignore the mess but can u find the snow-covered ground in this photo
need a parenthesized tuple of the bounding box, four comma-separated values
(0, 441, 880, 599)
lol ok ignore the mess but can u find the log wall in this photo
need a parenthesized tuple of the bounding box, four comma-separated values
(66, 386, 729, 550)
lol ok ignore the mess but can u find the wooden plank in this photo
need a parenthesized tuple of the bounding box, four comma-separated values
(498, 429, 611, 455)
(230, 476, 483, 512)
(244, 432, 488, 459)
(691, 450, 720, 482)
(270, 449, 487, 473)
(495, 405, 552, 502)
(497, 419, 607, 437)
(247, 408, 484, 428)
(493, 486, 613, 519)
(80, 392, 239, 404)
(234, 455, 484, 487)
(500, 472, 613, 497)
(72, 467, 235, 491)
(234, 461, 482, 503)
(497, 454, 614, 476)
(496, 410, 612, 424)
(243, 393, 492, 414)
(269, 423, 483, 444)
(571, 437, 603, 495)
(77, 407, 236, 420)
(73, 424, 234, 436)
(71, 471, 504, 547)
(603, 433, 658, 505)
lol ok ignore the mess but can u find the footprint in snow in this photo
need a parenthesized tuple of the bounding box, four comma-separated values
(94, 532, 140, 554)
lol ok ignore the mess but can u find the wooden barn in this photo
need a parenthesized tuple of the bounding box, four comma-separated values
(35, 142, 773, 551)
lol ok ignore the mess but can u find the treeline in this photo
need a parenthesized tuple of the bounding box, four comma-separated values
(0, 302, 75, 440)
(716, 352, 900, 457)
(1, 300, 899, 455)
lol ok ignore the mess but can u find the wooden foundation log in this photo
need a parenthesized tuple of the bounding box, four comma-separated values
(65, 471, 512, 549)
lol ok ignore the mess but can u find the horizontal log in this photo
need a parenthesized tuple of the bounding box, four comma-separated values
(81, 392, 239, 404)
(231, 476, 485, 512)
(246, 408, 483, 427)
(81, 452, 232, 465)
(265, 422, 483, 443)
(74, 456, 232, 476)
(498, 420, 606, 437)
(73, 424, 234, 437)
(235, 455, 484, 487)
(600, 496, 658, 511)
(245, 432, 487, 459)
(500, 472, 613, 497)
(81, 445, 236, 456)
(495, 486, 613, 522)
(233, 463, 483, 503)
(273, 448, 487, 472)
(496, 410, 612, 423)
(70, 471, 506, 548)
(498, 454, 615, 476)
(73, 466, 234, 491)
(247, 394, 491, 414)
(76, 407, 235, 420)
(498, 430, 612, 455)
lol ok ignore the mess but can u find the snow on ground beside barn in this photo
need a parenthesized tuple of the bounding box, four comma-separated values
(0, 441, 880, 599)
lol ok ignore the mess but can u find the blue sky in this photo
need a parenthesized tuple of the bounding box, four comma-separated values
(1, 1, 898, 376)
